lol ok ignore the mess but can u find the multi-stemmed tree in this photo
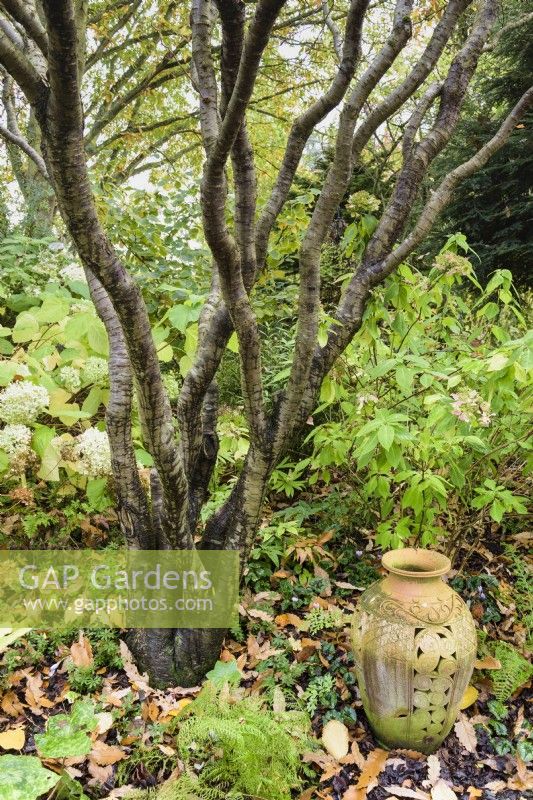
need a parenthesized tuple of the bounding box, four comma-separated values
(0, 0, 530, 686)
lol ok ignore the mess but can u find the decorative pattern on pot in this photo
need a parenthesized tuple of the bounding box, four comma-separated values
(351, 548, 476, 754)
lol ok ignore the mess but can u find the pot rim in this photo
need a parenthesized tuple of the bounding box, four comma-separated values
(382, 547, 451, 578)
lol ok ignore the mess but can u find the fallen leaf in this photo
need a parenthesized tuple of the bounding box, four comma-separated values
(473, 655, 501, 670)
(351, 748, 388, 798)
(384, 787, 430, 799)
(467, 787, 482, 800)
(0, 727, 25, 750)
(95, 712, 114, 735)
(459, 685, 479, 709)
(88, 760, 114, 784)
(247, 608, 274, 622)
(340, 740, 365, 770)
(1, 691, 25, 717)
(119, 641, 151, 693)
(275, 613, 303, 628)
(90, 739, 126, 766)
(70, 632, 94, 667)
(454, 713, 477, 753)
(426, 754, 440, 787)
(322, 719, 349, 760)
(431, 779, 458, 800)
(483, 780, 506, 792)
(508, 755, 533, 790)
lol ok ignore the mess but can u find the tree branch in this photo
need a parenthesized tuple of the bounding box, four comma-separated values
(0, 119, 48, 176)
(39, 0, 191, 549)
(0, 0, 48, 55)
(0, 17, 45, 102)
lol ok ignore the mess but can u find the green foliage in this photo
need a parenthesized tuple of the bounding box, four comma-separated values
(302, 674, 337, 716)
(154, 682, 312, 800)
(273, 249, 531, 552)
(0, 755, 60, 800)
(35, 699, 98, 759)
(205, 659, 242, 688)
(67, 664, 103, 694)
(485, 698, 533, 761)
(489, 642, 533, 702)
(503, 545, 533, 647)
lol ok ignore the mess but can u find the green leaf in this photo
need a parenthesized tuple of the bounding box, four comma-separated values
(167, 304, 191, 332)
(0, 450, 9, 473)
(486, 353, 509, 372)
(34, 296, 70, 324)
(31, 425, 56, 459)
(35, 701, 97, 759)
(86, 478, 110, 511)
(206, 659, 242, 688)
(87, 321, 108, 356)
(0, 755, 60, 800)
(12, 312, 39, 343)
(81, 387, 103, 415)
(377, 424, 395, 450)
(227, 332, 239, 353)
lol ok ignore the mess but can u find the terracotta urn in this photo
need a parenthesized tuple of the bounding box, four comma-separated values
(351, 548, 476, 754)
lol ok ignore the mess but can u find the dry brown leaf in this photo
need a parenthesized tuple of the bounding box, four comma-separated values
(157, 744, 176, 756)
(467, 787, 482, 800)
(431, 779, 458, 800)
(454, 713, 477, 753)
(322, 719, 349, 760)
(119, 640, 151, 693)
(70, 632, 94, 667)
(90, 739, 127, 766)
(88, 760, 114, 784)
(384, 787, 429, 799)
(508, 755, 533, 790)
(247, 608, 274, 622)
(275, 613, 303, 628)
(1, 690, 25, 717)
(426, 754, 440, 787)
(513, 705, 525, 737)
(340, 740, 366, 770)
(352, 748, 389, 798)
(25, 673, 54, 711)
(299, 789, 316, 800)
(0, 727, 25, 750)
(483, 780, 506, 792)
(95, 712, 114, 735)
(473, 655, 501, 670)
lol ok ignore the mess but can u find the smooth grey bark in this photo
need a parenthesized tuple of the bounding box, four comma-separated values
(0, 0, 530, 688)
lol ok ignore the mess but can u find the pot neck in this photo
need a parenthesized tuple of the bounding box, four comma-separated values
(381, 548, 451, 582)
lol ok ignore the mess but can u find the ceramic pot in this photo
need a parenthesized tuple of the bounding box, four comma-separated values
(351, 548, 476, 754)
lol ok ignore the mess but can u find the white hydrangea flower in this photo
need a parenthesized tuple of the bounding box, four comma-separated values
(0, 424, 33, 473)
(11, 363, 30, 377)
(73, 427, 112, 477)
(71, 299, 93, 313)
(60, 262, 86, 283)
(82, 357, 109, 386)
(58, 366, 81, 394)
(0, 382, 49, 424)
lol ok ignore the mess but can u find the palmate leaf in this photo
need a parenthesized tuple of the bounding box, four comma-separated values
(0, 755, 60, 800)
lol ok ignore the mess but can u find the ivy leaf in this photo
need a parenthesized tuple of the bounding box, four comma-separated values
(0, 755, 60, 800)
